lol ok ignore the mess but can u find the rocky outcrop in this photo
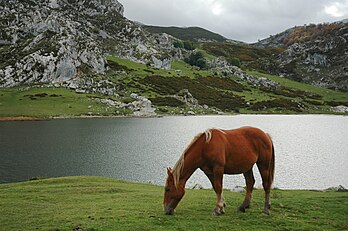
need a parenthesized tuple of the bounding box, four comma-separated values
(129, 93, 157, 116)
(0, 0, 178, 87)
(174, 89, 199, 106)
(254, 22, 348, 92)
(331, 105, 348, 113)
(93, 93, 157, 116)
(208, 58, 279, 88)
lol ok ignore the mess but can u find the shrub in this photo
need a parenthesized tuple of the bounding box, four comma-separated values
(184, 51, 207, 69)
(183, 40, 196, 50)
(250, 98, 303, 112)
(150, 97, 185, 107)
(228, 57, 241, 67)
(140, 75, 246, 111)
(173, 40, 184, 48)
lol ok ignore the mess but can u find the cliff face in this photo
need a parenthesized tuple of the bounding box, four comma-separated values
(254, 22, 348, 91)
(0, 0, 177, 87)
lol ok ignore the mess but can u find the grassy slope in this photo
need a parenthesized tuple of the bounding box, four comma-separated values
(0, 87, 128, 118)
(143, 26, 226, 42)
(248, 70, 348, 102)
(1, 56, 347, 117)
(0, 176, 347, 230)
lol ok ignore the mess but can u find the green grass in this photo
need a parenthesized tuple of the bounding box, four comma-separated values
(0, 87, 127, 117)
(247, 70, 348, 102)
(143, 26, 226, 42)
(0, 176, 347, 230)
(1, 56, 347, 118)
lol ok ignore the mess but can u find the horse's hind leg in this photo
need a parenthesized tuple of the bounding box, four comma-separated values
(257, 163, 271, 215)
(211, 166, 225, 216)
(238, 169, 255, 213)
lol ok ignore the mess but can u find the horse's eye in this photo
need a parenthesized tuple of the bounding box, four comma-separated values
(165, 188, 170, 192)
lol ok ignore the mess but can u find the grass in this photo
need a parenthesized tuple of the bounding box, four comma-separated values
(1, 56, 347, 118)
(0, 87, 128, 117)
(247, 70, 348, 102)
(0, 176, 347, 230)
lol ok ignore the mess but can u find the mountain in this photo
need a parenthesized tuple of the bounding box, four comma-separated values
(0, 0, 179, 88)
(0, 1, 347, 117)
(143, 26, 226, 42)
(251, 22, 348, 91)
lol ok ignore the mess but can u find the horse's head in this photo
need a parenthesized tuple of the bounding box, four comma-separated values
(163, 167, 185, 215)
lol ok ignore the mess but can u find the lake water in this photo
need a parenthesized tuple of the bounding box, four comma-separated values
(0, 115, 347, 190)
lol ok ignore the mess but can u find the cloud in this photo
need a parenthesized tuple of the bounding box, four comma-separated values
(325, 1, 348, 17)
(121, 0, 348, 43)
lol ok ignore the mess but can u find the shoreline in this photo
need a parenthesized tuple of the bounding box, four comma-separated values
(0, 116, 50, 121)
(0, 112, 347, 121)
(1, 176, 347, 192)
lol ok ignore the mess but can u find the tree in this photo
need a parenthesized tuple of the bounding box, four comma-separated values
(228, 57, 241, 67)
(183, 40, 196, 50)
(173, 40, 184, 48)
(185, 51, 207, 69)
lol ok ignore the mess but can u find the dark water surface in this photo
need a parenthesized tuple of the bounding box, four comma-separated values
(0, 115, 347, 189)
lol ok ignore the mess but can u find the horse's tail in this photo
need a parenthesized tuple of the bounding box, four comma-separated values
(269, 136, 275, 187)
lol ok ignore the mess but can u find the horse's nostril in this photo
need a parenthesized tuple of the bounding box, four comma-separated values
(165, 207, 174, 215)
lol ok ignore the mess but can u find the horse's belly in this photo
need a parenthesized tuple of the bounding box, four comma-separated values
(224, 164, 254, 174)
(224, 156, 256, 174)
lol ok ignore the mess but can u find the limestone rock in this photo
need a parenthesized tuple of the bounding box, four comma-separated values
(0, 0, 178, 88)
(331, 105, 348, 113)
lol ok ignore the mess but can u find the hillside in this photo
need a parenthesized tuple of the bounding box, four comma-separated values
(0, 0, 179, 88)
(0, 0, 347, 117)
(251, 22, 348, 91)
(1, 56, 347, 118)
(143, 25, 226, 42)
(0, 176, 347, 230)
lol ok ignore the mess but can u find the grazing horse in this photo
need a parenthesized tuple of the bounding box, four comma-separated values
(164, 127, 275, 215)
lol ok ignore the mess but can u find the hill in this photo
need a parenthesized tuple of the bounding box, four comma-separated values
(0, 176, 347, 230)
(1, 56, 347, 118)
(0, 0, 178, 88)
(0, 0, 347, 117)
(251, 22, 348, 91)
(143, 25, 226, 42)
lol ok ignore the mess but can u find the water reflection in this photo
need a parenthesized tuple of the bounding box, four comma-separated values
(0, 115, 347, 189)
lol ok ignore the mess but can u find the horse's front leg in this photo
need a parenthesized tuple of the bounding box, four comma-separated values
(212, 166, 225, 216)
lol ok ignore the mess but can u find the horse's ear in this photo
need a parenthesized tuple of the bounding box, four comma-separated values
(167, 167, 173, 177)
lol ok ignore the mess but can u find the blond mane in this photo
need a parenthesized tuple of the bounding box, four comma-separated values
(171, 129, 225, 188)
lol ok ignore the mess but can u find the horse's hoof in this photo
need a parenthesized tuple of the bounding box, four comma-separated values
(212, 208, 224, 216)
(262, 210, 270, 215)
(236, 207, 246, 213)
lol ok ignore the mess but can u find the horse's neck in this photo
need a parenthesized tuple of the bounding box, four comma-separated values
(179, 142, 203, 187)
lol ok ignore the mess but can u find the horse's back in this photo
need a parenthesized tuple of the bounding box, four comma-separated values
(203, 127, 272, 174)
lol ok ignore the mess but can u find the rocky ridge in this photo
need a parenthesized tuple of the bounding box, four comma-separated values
(0, 0, 178, 88)
(253, 22, 348, 91)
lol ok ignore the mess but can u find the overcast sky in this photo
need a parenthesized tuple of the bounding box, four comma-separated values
(121, 0, 348, 43)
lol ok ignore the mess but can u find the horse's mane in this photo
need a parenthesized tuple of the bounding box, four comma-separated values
(171, 129, 224, 188)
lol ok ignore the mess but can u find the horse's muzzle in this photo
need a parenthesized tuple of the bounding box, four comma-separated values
(164, 206, 174, 215)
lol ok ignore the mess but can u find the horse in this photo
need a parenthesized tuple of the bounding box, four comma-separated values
(164, 126, 275, 216)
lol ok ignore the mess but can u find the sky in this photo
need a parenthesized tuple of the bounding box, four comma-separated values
(121, 0, 348, 43)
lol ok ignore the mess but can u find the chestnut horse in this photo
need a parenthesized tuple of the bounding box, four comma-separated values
(164, 127, 275, 215)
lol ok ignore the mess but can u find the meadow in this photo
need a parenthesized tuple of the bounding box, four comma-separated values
(0, 176, 347, 230)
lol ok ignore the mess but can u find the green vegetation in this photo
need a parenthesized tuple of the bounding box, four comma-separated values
(228, 57, 241, 67)
(144, 26, 226, 42)
(1, 55, 347, 118)
(173, 40, 196, 50)
(184, 51, 207, 69)
(0, 176, 347, 230)
(0, 87, 129, 118)
(202, 42, 284, 62)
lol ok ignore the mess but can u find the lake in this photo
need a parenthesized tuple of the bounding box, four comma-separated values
(0, 115, 347, 190)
